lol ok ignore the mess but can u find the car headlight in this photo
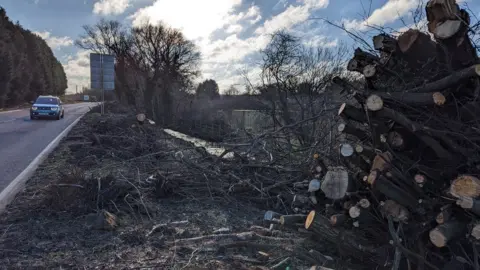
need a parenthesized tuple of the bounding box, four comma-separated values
(50, 107, 58, 111)
(31, 106, 37, 110)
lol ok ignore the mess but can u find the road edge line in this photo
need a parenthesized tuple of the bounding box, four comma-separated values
(0, 112, 87, 214)
(0, 109, 21, 114)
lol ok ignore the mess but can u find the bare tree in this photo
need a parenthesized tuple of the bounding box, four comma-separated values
(258, 30, 349, 148)
(76, 20, 201, 125)
(224, 85, 241, 96)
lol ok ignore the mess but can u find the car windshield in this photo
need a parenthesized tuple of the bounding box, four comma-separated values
(35, 97, 58, 105)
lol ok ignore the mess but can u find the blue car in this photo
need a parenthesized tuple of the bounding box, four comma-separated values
(30, 95, 65, 120)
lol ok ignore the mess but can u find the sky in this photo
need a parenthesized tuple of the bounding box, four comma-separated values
(1, 0, 479, 94)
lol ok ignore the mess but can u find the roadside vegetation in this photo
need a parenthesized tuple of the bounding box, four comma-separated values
(0, 7, 67, 109)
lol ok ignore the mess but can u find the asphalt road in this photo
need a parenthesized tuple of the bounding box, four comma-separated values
(0, 103, 94, 192)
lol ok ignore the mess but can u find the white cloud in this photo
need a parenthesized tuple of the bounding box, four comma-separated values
(63, 50, 91, 93)
(255, 0, 328, 35)
(34, 31, 74, 49)
(130, 0, 242, 40)
(128, 0, 331, 92)
(302, 0, 330, 9)
(255, 5, 310, 35)
(225, 24, 243, 34)
(304, 36, 338, 48)
(128, 0, 264, 91)
(225, 5, 262, 26)
(202, 34, 270, 64)
(199, 0, 330, 91)
(343, 0, 420, 31)
(93, 0, 131, 15)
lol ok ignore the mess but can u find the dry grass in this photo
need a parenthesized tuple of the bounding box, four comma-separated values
(0, 104, 317, 270)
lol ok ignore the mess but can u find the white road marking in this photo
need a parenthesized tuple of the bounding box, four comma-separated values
(0, 109, 22, 114)
(0, 111, 88, 213)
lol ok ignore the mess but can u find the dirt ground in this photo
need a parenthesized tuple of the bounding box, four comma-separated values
(0, 104, 314, 270)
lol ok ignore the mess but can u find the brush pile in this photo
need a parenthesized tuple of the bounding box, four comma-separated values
(268, 0, 480, 269)
(0, 103, 319, 269)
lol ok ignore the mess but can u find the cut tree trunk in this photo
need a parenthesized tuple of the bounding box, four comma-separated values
(436, 204, 453, 224)
(387, 131, 405, 150)
(338, 122, 369, 141)
(426, 0, 459, 29)
(338, 103, 367, 123)
(369, 174, 420, 209)
(373, 34, 398, 53)
(308, 179, 321, 192)
(429, 220, 466, 248)
(264, 211, 282, 221)
(340, 143, 370, 172)
(471, 223, 480, 240)
(366, 94, 384, 111)
(353, 47, 380, 65)
(449, 175, 480, 198)
(379, 200, 410, 223)
(348, 205, 377, 226)
(347, 59, 362, 73)
(397, 29, 438, 73)
(280, 214, 307, 226)
(429, 7, 479, 71)
(320, 167, 354, 200)
(370, 152, 393, 174)
(329, 214, 347, 227)
(414, 174, 427, 187)
(456, 197, 480, 216)
(363, 65, 377, 79)
(407, 64, 480, 93)
(370, 91, 446, 106)
(355, 144, 376, 161)
(305, 210, 388, 266)
(374, 107, 452, 159)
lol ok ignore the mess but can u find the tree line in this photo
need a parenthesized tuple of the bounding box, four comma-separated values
(75, 14, 349, 132)
(76, 19, 202, 125)
(0, 7, 67, 108)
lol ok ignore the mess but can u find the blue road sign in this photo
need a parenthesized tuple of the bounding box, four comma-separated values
(90, 53, 115, 90)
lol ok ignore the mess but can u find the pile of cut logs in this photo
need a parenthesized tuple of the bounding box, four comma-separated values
(264, 1, 480, 269)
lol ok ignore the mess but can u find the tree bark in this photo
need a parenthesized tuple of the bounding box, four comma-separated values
(429, 220, 466, 248)
(340, 143, 370, 172)
(373, 34, 398, 53)
(369, 174, 420, 209)
(338, 103, 367, 123)
(338, 123, 369, 141)
(280, 214, 307, 226)
(305, 210, 388, 265)
(371, 91, 446, 106)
